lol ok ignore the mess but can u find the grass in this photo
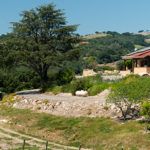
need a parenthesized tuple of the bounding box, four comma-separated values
(0, 106, 150, 150)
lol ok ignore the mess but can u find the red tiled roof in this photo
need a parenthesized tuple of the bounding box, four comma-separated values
(133, 51, 150, 58)
(123, 48, 150, 59)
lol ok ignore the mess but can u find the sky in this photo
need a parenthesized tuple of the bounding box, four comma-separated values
(1, 0, 150, 35)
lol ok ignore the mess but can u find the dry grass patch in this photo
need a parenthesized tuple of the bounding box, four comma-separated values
(0, 106, 150, 150)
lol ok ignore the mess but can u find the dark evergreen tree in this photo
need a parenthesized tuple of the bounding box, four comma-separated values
(12, 4, 80, 86)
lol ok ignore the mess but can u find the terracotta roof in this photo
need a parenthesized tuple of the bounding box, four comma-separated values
(122, 47, 150, 59)
(133, 51, 150, 58)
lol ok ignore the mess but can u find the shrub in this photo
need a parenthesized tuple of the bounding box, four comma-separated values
(94, 66, 115, 72)
(0, 67, 41, 93)
(125, 60, 132, 69)
(88, 83, 109, 96)
(57, 68, 75, 85)
(116, 60, 125, 70)
(50, 86, 63, 95)
(141, 101, 150, 119)
(108, 76, 150, 120)
(56, 75, 102, 95)
(141, 101, 150, 130)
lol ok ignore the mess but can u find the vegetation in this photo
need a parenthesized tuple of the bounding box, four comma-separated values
(0, 4, 80, 92)
(80, 32, 149, 66)
(108, 75, 150, 120)
(0, 106, 150, 150)
(12, 4, 80, 87)
(48, 75, 110, 96)
(141, 101, 150, 120)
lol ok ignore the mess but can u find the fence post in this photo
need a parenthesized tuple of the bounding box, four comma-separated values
(46, 141, 48, 150)
(22, 139, 26, 150)
(79, 144, 81, 150)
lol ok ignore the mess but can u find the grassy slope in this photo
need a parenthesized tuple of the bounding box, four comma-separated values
(82, 33, 107, 40)
(0, 106, 150, 150)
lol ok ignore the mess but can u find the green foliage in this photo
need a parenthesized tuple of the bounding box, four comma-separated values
(11, 4, 80, 86)
(0, 4, 81, 93)
(0, 67, 40, 93)
(94, 66, 115, 72)
(141, 101, 150, 119)
(110, 75, 150, 103)
(83, 56, 97, 69)
(80, 32, 149, 66)
(57, 68, 75, 85)
(50, 86, 63, 95)
(88, 83, 109, 96)
(116, 60, 125, 70)
(125, 60, 132, 69)
(49, 75, 107, 95)
(108, 75, 150, 120)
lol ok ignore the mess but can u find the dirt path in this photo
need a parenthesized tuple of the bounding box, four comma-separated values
(21, 90, 108, 103)
(0, 124, 90, 150)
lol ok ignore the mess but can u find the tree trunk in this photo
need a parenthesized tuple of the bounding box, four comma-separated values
(38, 68, 49, 90)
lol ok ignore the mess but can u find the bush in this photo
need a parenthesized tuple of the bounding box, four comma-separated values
(50, 86, 63, 95)
(141, 101, 150, 119)
(111, 75, 150, 101)
(88, 83, 109, 96)
(57, 68, 75, 85)
(94, 66, 115, 72)
(108, 75, 150, 120)
(116, 60, 125, 70)
(51, 75, 103, 95)
(125, 60, 132, 69)
(0, 67, 41, 93)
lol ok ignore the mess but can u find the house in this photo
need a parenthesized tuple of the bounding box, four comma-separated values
(121, 47, 150, 76)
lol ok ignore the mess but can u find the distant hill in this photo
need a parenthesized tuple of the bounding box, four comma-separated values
(79, 31, 150, 69)
(137, 31, 150, 36)
(82, 32, 107, 40)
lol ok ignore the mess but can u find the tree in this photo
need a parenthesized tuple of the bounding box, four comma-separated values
(12, 4, 80, 86)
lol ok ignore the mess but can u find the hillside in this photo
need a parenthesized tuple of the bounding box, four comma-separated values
(79, 32, 150, 68)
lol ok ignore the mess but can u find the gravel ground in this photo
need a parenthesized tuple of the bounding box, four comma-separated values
(13, 90, 116, 118)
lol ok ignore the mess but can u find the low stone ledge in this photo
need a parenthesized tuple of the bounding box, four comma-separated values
(15, 89, 41, 95)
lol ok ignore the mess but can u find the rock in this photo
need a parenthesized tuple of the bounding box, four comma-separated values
(55, 102, 61, 106)
(13, 103, 18, 107)
(0, 119, 9, 123)
(136, 116, 145, 121)
(110, 104, 116, 110)
(75, 90, 88, 97)
(24, 99, 28, 104)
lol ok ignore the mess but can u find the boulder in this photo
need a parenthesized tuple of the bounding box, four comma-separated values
(75, 90, 88, 97)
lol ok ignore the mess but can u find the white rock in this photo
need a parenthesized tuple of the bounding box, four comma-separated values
(110, 104, 116, 110)
(24, 99, 28, 104)
(0, 119, 8, 123)
(13, 103, 18, 107)
(75, 90, 88, 97)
